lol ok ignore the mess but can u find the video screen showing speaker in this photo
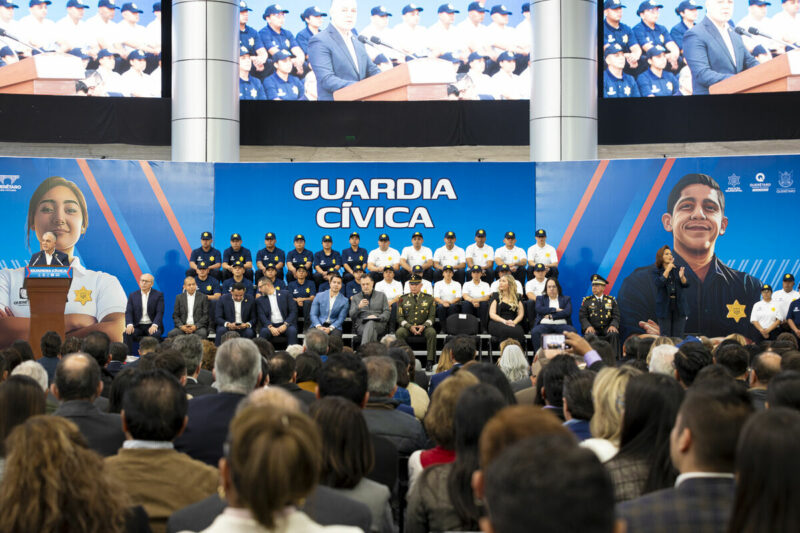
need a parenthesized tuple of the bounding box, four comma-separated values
(237, 0, 532, 101)
(601, 0, 798, 98)
(0, 0, 161, 97)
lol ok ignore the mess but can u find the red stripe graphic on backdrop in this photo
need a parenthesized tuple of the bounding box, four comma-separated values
(606, 158, 676, 291)
(556, 160, 609, 258)
(76, 159, 143, 281)
(139, 161, 192, 260)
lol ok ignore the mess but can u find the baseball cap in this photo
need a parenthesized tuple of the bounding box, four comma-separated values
(522, 3, 529, 12)
(230, 233, 242, 241)
(349, 231, 360, 238)
(467, 1, 488, 11)
(301, 5, 326, 19)
(128, 49, 146, 60)
(265, 232, 276, 239)
(604, 42, 624, 57)
(470, 265, 482, 273)
(383, 265, 394, 271)
(232, 260, 245, 268)
(761, 283, 773, 291)
(675, 0, 701, 13)
(401, 3, 422, 14)
(468, 52, 485, 62)
(533, 263, 546, 271)
(295, 263, 307, 271)
(498, 264, 511, 272)
(603, 0, 624, 8)
(504, 231, 516, 239)
(637, 0, 663, 14)
(412, 265, 424, 273)
(263, 3, 288, 17)
(197, 261, 209, 269)
(0, 0, 18, 7)
(0, 46, 14, 57)
(265, 263, 277, 270)
(784, 273, 795, 282)
(28, 0, 51, 6)
(442, 265, 454, 272)
(121, 2, 143, 12)
(411, 231, 423, 238)
(438, 3, 458, 13)
(97, 48, 114, 59)
(273, 49, 292, 61)
(371, 5, 391, 15)
(646, 44, 667, 58)
(490, 4, 512, 14)
(749, 0, 770, 5)
(98, 0, 119, 8)
(497, 51, 515, 62)
(440, 52, 461, 63)
(152, 1, 159, 11)
(353, 264, 364, 272)
(374, 53, 391, 65)
(66, 0, 89, 7)
(444, 231, 456, 239)
(475, 228, 487, 236)
(322, 235, 332, 242)
(535, 229, 547, 237)
(294, 234, 305, 241)
(378, 233, 390, 241)
(239, 0, 251, 11)
(201, 231, 212, 239)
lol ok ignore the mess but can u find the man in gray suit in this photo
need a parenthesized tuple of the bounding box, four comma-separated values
(349, 275, 390, 343)
(168, 276, 209, 338)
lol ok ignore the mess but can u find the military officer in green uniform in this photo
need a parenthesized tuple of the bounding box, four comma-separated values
(579, 274, 621, 357)
(395, 275, 437, 365)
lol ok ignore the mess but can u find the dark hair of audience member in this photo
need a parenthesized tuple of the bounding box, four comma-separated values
(154, 349, 188, 382)
(0, 416, 131, 533)
(588, 338, 615, 367)
(775, 332, 798, 350)
(0, 348, 21, 375)
(40, 331, 62, 359)
(674, 342, 713, 386)
(356, 341, 387, 359)
(451, 336, 477, 365)
(623, 336, 641, 360)
(296, 352, 322, 383)
(268, 351, 296, 385)
(424, 371, 479, 450)
(158, 337, 175, 352)
(310, 396, 373, 489)
(61, 335, 83, 356)
(220, 330, 241, 344)
(136, 352, 158, 372)
(563, 370, 596, 421)
(303, 328, 328, 355)
(0, 375, 45, 456)
(750, 351, 781, 385)
(257, 356, 269, 388)
(109, 342, 128, 363)
(253, 338, 275, 359)
(81, 331, 111, 369)
(122, 370, 188, 441)
(636, 337, 655, 360)
(781, 351, 800, 372)
(138, 336, 160, 354)
(225, 406, 322, 529)
(327, 334, 344, 356)
(538, 354, 579, 410)
(483, 435, 614, 533)
(317, 353, 368, 405)
(623, 359, 649, 373)
(713, 337, 741, 354)
(714, 343, 749, 378)
(727, 408, 800, 533)
(447, 384, 508, 529)
(388, 348, 410, 388)
(465, 362, 517, 405)
(10, 340, 34, 362)
(693, 364, 736, 386)
(766, 371, 800, 410)
(770, 339, 797, 356)
(108, 367, 139, 414)
(617, 373, 685, 493)
(54, 353, 101, 401)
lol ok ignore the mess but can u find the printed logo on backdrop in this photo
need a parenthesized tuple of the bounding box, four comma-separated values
(726, 173, 741, 193)
(0, 175, 21, 192)
(750, 172, 771, 192)
(293, 178, 458, 229)
(777, 170, 795, 194)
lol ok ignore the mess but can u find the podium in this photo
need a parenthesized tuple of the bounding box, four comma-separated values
(0, 53, 84, 96)
(25, 266, 72, 359)
(334, 58, 456, 101)
(710, 49, 800, 94)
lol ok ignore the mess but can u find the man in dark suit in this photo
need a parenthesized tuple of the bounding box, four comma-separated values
(215, 283, 256, 345)
(349, 275, 390, 344)
(52, 353, 126, 457)
(172, 335, 217, 397)
(174, 338, 261, 465)
(579, 274, 621, 357)
(267, 351, 316, 408)
(168, 276, 209, 339)
(256, 277, 298, 345)
(683, 0, 758, 94)
(29, 231, 70, 266)
(618, 380, 754, 532)
(123, 273, 165, 351)
(307, 0, 380, 100)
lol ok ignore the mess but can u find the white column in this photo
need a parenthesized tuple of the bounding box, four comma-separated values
(172, 0, 240, 162)
(530, 0, 597, 162)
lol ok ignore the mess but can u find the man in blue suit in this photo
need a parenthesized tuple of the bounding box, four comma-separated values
(256, 277, 298, 345)
(29, 232, 70, 266)
(307, 0, 381, 100)
(215, 283, 256, 344)
(123, 273, 164, 351)
(310, 273, 349, 336)
(683, 0, 758, 94)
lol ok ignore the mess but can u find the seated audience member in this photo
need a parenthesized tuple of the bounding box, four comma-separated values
(618, 380, 755, 533)
(82, 331, 115, 399)
(406, 384, 508, 533)
(0, 416, 149, 533)
(375, 266, 403, 329)
(256, 276, 298, 345)
(362, 355, 427, 455)
(310, 273, 349, 337)
(408, 371, 479, 488)
(221, 233, 253, 282)
(467, 363, 518, 406)
(386, 348, 415, 416)
(563, 370, 596, 442)
(260, 262, 287, 291)
(11, 360, 48, 394)
(107, 342, 128, 376)
(637, 44, 679, 96)
(579, 274, 621, 357)
(582, 366, 642, 463)
(714, 342, 749, 383)
(395, 275, 438, 365)
(727, 408, 800, 533)
(10, 340, 34, 362)
(604, 43, 640, 97)
(605, 374, 684, 502)
(194, 405, 361, 533)
(429, 336, 477, 395)
(531, 278, 577, 350)
(108, 367, 138, 414)
(168, 276, 209, 339)
(139, 335, 160, 356)
(766, 370, 800, 410)
(461, 265, 492, 332)
(288, 264, 317, 327)
(433, 339, 456, 375)
(311, 396, 393, 533)
(497, 342, 529, 387)
(154, 349, 190, 389)
(491, 265, 523, 295)
(215, 283, 256, 344)
(174, 338, 261, 465)
(105, 370, 218, 533)
(268, 351, 316, 408)
(172, 335, 217, 397)
(296, 351, 322, 392)
(673, 340, 713, 387)
(123, 273, 165, 351)
(648, 344, 678, 376)
(350, 274, 391, 345)
(37, 330, 62, 384)
(488, 274, 526, 346)
(483, 434, 617, 533)
(221, 260, 255, 296)
(433, 265, 463, 330)
(746, 351, 781, 411)
(536, 354, 579, 421)
(344, 264, 366, 298)
(0, 375, 46, 478)
(52, 353, 126, 457)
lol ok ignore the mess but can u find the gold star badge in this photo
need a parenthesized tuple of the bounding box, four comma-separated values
(726, 300, 747, 323)
(209, 256, 215, 261)
(207, 285, 212, 291)
(74, 286, 92, 306)
(274, 256, 279, 261)
(359, 255, 363, 261)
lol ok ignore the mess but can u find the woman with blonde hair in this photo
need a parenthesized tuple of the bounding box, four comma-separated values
(581, 365, 642, 463)
(435, 339, 455, 374)
(488, 274, 526, 346)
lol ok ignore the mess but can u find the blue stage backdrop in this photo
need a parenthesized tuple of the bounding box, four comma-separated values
(0, 157, 213, 346)
(536, 155, 800, 339)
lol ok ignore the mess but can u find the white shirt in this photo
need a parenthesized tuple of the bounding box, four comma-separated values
(392, 22, 428, 57)
(465, 243, 494, 268)
(268, 292, 283, 323)
(121, 68, 156, 97)
(525, 278, 547, 297)
(0, 257, 126, 320)
(434, 279, 462, 302)
(145, 17, 160, 50)
(367, 247, 400, 269)
(140, 290, 151, 324)
(491, 278, 523, 295)
(487, 22, 515, 55)
(55, 16, 95, 50)
(334, 25, 359, 74)
(98, 67, 125, 95)
(85, 14, 118, 51)
(233, 299, 243, 323)
(427, 20, 465, 56)
(772, 289, 800, 320)
(738, 14, 777, 51)
(514, 17, 531, 54)
(490, 69, 522, 100)
(116, 20, 147, 54)
(674, 472, 735, 488)
(527, 243, 558, 265)
(711, 19, 736, 65)
(495, 245, 526, 266)
(433, 245, 466, 268)
(462, 280, 491, 299)
(0, 19, 26, 53)
(401, 245, 433, 268)
(468, 69, 495, 97)
(17, 15, 57, 50)
(359, 23, 398, 60)
(185, 291, 195, 325)
(375, 279, 403, 301)
(771, 10, 800, 45)
(44, 252, 53, 265)
(750, 300, 781, 329)
(403, 278, 432, 295)
(458, 18, 489, 54)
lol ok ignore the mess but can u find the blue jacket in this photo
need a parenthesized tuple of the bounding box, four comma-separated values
(215, 292, 256, 326)
(310, 290, 349, 330)
(683, 16, 758, 95)
(256, 290, 298, 329)
(308, 24, 380, 101)
(125, 289, 165, 329)
(652, 266, 690, 319)
(29, 249, 69, 266)
(534, 294, 573, 325)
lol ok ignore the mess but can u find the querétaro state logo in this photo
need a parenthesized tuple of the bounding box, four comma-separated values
(0, 175, 21, 192)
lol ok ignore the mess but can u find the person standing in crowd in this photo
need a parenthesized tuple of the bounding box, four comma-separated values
(652, 245, 689, 337)
(750, 283, 782, 340)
